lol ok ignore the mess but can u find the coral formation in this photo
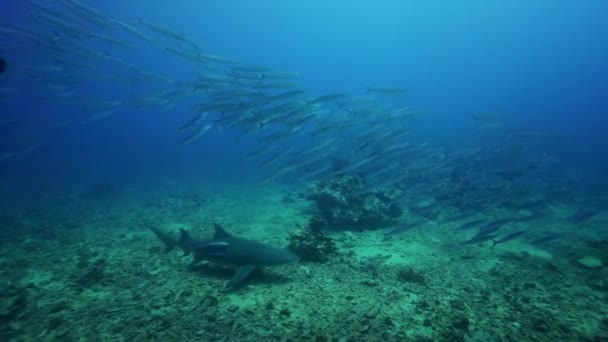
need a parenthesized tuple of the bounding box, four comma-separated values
(305, 175, 402, 230)
(288, 216, 337, 262)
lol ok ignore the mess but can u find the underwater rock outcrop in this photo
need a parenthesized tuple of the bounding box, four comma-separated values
(305, 175, 402, 230)
(288, 216, 337, 262)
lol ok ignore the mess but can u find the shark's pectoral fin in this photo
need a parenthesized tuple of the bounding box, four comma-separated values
(226, 265, 256, 289)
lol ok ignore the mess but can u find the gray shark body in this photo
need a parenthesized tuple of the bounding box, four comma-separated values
(151, 223, 299, 288)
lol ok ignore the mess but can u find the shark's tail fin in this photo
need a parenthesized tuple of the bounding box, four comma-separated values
(150, 227, 178, 253)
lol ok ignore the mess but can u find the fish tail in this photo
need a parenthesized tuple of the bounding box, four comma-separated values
(150, 227, 177, 253)
(501, 133, 514, 145)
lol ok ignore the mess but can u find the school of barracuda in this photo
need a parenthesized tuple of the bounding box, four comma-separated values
(1, 0, 594, 245)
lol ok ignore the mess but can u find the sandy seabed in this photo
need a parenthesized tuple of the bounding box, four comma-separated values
(0, 179, 606, 341)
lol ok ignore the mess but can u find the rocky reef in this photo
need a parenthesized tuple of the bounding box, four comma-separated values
(288, 216, 337, 262)
(305, 175, 402, 230)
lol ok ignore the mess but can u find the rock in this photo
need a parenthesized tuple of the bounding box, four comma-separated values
(397, 268, 427, 285)
(576, 256, 604, 269)
(305, 175, 403, 230)
(288, 218, 337, 263)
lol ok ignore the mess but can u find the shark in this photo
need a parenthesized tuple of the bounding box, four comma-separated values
(151, 223, 299, 288)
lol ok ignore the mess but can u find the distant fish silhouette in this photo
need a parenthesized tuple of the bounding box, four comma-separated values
(383, 220, 426, 240)
(491, 230, 527, 247)
(0, 57, 6, 74)
(453, 219, 485, 233)
(529, 232, 562, 246)
(461, 233, 497, 245)
(568, 207, 599, 224)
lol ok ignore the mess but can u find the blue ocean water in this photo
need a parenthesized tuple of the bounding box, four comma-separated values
(1, 0, 607, 198)
(1, 1, 607, 340)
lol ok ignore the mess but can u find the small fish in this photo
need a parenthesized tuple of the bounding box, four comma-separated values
(508, 131, 559, 141)
(567, 207, 599, 224)
(89, 32, 136, 49)
(137, 18, 199, 50)
(181, 123, 213, 144)
(178, 112, 207, 131)
(368, 87, 406, 95)
(515, 214, 541, 222)
(137, 18, 185, 40)
(270, 90, 306, 102)
(16, 143, 45, 158)
(232, 64, 271, 73)
(307, 93, 348, 104)
(103, 54, 140, 71)
(472, 112, 503, 122)
(52, 120, 73, 128)
(259, 81, 300, 90)
(259, 147, 295, 167)
(386, 109, 429, 121)
(477, 218, 516, 235)
(383, 220, 426, 239)
(26, 0, 76, 24)
(476, 122, 505, 130)
(61, 0, 108, 20)
(260, 71, 299, 79)
(529, 232, 562, 246)
(462, 233, 497, 245)
(81, 110, 114, 124)
(491, 230, 527, 247)
(453, 219, 485, 233)
(35, 14, 87, 39)
(245, 144, 275, 160)
(199, 54, 239, 65)
(109, 19, 153, 41)
(59, 0, 110, 28)
(164, 45, 201, 63)
(0, 152, 14, 162)
(0, 26, 49, 45)
(440, 212, 475, 224)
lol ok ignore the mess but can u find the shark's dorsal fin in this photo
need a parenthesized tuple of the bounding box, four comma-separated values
(213, 223, 232, 239)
